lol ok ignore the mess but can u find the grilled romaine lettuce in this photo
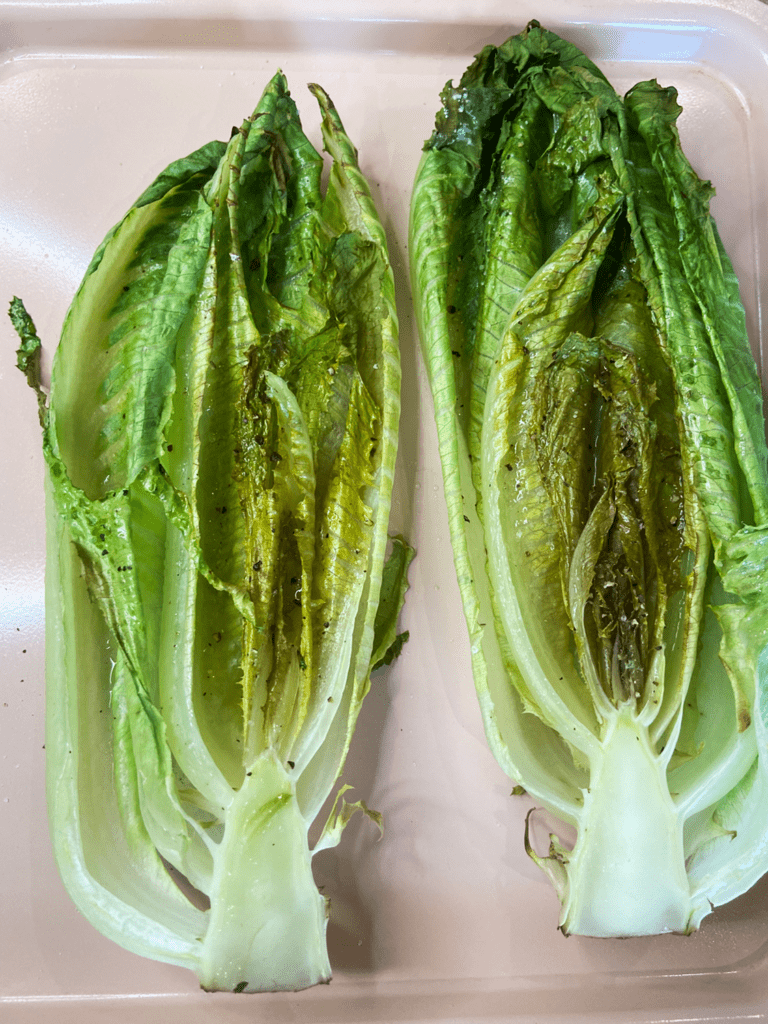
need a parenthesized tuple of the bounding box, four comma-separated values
(410, 22, 768, 936)
(13, 72, 410, 991)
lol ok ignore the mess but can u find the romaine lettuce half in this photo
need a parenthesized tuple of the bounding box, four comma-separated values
(12, 72, 411, 991)
(410, 22, 768, 936)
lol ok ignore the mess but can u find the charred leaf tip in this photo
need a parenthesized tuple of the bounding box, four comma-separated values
(308, 82, 335, 111)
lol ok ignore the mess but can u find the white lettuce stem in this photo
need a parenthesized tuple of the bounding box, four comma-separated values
(561, 708, 692, 936)
(197, 750, 330, 993)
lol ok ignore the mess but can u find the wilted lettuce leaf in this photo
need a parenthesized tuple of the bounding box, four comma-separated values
(12, 72, 410, 992)
(410, 21, 768, 936)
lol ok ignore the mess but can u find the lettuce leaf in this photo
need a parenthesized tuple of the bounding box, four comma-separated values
(410, 21, 768, 936)
(12, 72, 410, 991)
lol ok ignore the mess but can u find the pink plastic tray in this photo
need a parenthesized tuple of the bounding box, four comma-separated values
(2, 1, 768, 1020)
